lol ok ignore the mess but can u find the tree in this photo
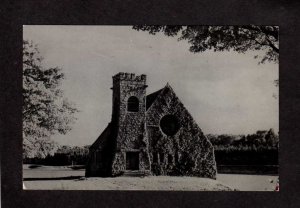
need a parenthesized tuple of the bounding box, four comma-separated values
(133, 25, 278, 64)
(265, 128, 279, 147)
(23, 40, 78, 158)
(23, 137, 59, 159)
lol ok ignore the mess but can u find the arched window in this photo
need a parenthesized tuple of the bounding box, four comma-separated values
(127, 96, 139, 112)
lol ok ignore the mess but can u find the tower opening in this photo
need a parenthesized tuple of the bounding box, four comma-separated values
(127, 96, 139, 112)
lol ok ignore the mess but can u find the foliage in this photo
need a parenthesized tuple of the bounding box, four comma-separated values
(23, 145, 90, 166)
(23, 40, 78, 158)
(23, 137, 59, 159)
(207, 128, 278, 151)
(133, 25, 279, 64)
(56, 145, 90, 156)
(207, 129, 279, 168)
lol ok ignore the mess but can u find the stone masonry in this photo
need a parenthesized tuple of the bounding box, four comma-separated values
(85, 72, 217, 179)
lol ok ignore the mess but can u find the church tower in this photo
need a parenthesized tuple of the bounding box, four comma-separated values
(110, 72, 151, 175)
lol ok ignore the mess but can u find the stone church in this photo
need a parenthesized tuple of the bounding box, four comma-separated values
(85, 73, 217, 179)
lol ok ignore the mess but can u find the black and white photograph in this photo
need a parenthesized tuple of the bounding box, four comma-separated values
(22, 25, 279, 191)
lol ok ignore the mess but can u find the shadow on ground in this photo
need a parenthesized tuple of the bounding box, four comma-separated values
(23, 176, 82, 181)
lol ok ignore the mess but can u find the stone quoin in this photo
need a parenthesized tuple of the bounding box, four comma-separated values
(85, 73, 217, 179)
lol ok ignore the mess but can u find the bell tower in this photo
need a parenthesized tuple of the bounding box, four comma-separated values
(111, 72, 150, 175)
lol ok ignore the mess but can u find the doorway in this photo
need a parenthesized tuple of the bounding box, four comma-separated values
(126, 152, 139, 170)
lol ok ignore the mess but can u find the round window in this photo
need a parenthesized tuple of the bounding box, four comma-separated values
(160, 115, 180, 136)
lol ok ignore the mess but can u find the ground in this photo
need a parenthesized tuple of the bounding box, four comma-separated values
(23, 165, 278, 191)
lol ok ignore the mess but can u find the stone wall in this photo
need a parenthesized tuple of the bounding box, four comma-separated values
(85, 123, 116, 177)
(146, 84, 217, 179)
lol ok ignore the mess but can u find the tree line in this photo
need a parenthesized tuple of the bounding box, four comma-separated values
(23, 145, 90, 166)
(207, 128, 279, 152)
(208, 129, 279, 174)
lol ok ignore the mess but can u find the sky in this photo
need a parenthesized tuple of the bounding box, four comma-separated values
(23, 26, 278, 147)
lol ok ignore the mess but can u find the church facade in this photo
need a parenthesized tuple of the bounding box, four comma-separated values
(85, 73, 217, 179)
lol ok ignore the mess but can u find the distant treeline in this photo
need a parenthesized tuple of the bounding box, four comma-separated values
(23, 145, 90, 166)
(207, 128, 279, 151)
(24, 129, 279, 174)
(207, 129, 279, 174)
